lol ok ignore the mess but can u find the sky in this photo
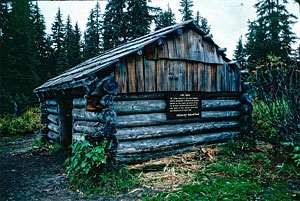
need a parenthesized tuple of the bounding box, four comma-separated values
(38, 0, 300, 60)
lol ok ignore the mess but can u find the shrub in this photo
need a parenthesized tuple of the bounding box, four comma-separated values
(250, 56, 300, 143)
(65, 139, 136, 194)
(0, 107, 43, 136)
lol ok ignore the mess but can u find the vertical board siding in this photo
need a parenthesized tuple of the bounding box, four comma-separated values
(135, 56, 145, 92)
(144, 59, 156, 92)
(127, 56, 137, 93)
(114, 29, 242, 93)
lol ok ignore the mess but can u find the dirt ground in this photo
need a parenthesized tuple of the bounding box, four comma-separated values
(0, 134, 139, 201)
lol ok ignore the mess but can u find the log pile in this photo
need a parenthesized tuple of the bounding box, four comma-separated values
(39, 99, 60, 143)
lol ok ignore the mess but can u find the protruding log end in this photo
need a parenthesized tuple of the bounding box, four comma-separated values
(101, 79, 119, 95)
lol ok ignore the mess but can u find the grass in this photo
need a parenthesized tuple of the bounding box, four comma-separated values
(140, 142, 300, 201)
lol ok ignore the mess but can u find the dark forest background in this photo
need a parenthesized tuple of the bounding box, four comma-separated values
(0, 0, 298, 114)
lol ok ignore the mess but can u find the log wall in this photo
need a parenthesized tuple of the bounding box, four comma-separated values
(39, 99, 60, 143)
(72, 92, 243, 164)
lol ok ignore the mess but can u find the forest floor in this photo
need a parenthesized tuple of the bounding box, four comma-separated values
(0, 134, 142, 201)
(1, 134, 300, 201)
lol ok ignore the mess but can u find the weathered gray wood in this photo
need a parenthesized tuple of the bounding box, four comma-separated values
(117, 130, 240, 154)
(240, 91, 254, 104)
(113, 99, 241, 114)
(47, 114, 59, 124)
(47, 131, 60, 142)
(72, 133, 85, 142)
(98, 108, 117, 123)
(46, 106, 58, 114)
(47, 123, 59, 133)
(72, 108, 100, 121)
(101, 78, 119, 95)
(73, 97, 85, 108)
(40, 117, 50, 124)
(115, 92, 241, 101)
(73, 121, 105, 134)
(99, 94, 114, 106)
(116, 145, 202, 164)
(45, 99, 57, 106)
(242, 82, 252, 92)
(116, 111, 241, 127)
(115, 121, 240, 141)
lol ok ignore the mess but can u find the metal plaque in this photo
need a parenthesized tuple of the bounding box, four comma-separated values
(166, 92, 202, 120)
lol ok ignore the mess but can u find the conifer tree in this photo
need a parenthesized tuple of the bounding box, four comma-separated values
(71, 22, 83, 66)
(64, 15, 75, 68)
(102, 0, 127, 50)
(126, 0, 153, 40)
(83, 2, 102, 59)
(51, 8, 66, 74)
(179, 0, 194, 21)
(155, 5, 176, 30)
(233, 36, 247, 68)
(195, 11, 210, 34)
(245, 0, 297, 61)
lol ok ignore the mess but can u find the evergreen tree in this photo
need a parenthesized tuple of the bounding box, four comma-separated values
(32, 1, 52, 82)
(83, 2, 102, 59)
(102, 0, 127, 50)
(1, 0, 40, 113)
(126, 0, 153, 40)
(195, 11, 210, 34)
(71, 22, 83, 66)
(155, 5, 176, 30)
(179, 0, 194, 21)
(51, 8, 66, 74)
(64, 15, 74, 68)
(245, 0, 297, 61)
(233, 36, 247, 68)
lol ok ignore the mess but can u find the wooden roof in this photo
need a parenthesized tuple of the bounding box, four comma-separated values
(34, 20, 231, 93)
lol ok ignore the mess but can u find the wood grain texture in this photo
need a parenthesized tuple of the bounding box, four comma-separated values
(115, 121, 240, 141)
(127, 56, 137, 93)
(135, 56, 145, 92)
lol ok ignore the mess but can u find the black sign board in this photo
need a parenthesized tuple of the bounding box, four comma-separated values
(166, 92, 202, 120)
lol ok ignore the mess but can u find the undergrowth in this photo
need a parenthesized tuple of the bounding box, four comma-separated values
(65, 139, 137, 195)
(0, 107, 42, 136)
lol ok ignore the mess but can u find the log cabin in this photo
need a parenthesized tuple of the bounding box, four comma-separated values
(34, 20, 253, 164)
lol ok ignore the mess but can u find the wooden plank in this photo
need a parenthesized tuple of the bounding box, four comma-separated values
(117, 131, 240, 154)
(127, 56, 137, 93)
(115, 64, 122, 93)
(187, 62, 194, 91)
(135, 56, 145, 92)
(145, 43, 157, 60)
(199, 63, 205, 91)
(115, 121, 240, 141)
(175, 61, 185, 91)
(222, 63, 227, 92)
(194, 62, 200, 91)
(205, 65, 212, 92)
(120, 58, 128, 93)
(211, 65, 217, 92)
(216, 65, 222, 92)
(168, 60, 175, 91)
(161, 60, 169, 91)
(144, 59, 156, 92)
(167, 36, 177, 59)
(158, 39, 169, 59)
(156, 60, 162, 91)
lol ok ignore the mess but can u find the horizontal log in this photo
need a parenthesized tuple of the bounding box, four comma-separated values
(116, 145, 202, 164)
(116, 111, 241, 127)
(40, 102, 47, 108)
(114, 99, 241, 114)
(72, 108, 100, 121)
(47, 131, 60, 142)
(117, 130, 240, 154)
(45, 99, 57, 106)
(46, 106, 58, 114)
(47, 123, 59, 133)
(73, 97, 85, 108)
(47, 114, 59, 124)
(115, 121, 240, 141)
(115, 92, 242, 101)
(73, 121, 105, 134)
(72, 133, 85, 142)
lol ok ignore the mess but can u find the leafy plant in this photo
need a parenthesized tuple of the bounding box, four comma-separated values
(65, 139, 137, 194)
(0, 107, 43, 136)
(221, 139, 252, 156)
(283, 142, 300, 166)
